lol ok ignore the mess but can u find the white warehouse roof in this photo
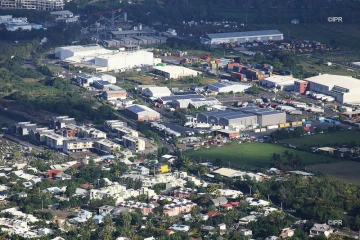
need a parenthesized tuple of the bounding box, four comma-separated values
(153, 65, 201, 79)
(262, 75, 299, 85)
(305, 74, 360, 90)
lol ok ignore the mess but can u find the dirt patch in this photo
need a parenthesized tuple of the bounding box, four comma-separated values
(307, 161, 360, 185)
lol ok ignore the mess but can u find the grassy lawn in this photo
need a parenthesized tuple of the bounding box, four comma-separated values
(187, 143, 337, 170)
(281, 131, 360, 146)
(254, 23, 360, 50)
(307, 161, 360, 185)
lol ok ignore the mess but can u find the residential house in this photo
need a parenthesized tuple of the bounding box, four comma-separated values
(72, 210, 92, 223)
(0, 191, 7, 200)
(279, 228, 294, 238)
(218, 223, 226, 231)
(45, 170, 64, 180)
(239, 229, 252, 236)
(135, 166, 150, 175)
(310, 223, 333, 237)
(211, 197, 228, 207)
(168, 224, 190, 232)
(99, 205, 115, 215)
(155, 163, 169, 173)
(266, 236, 279, 240)
(205, 211, 221, 218)
(201, 226, 215, 232)
(38, 228, 53, 236)
(93, 214, 106, 224)
(220, 203, 233, 210)
(245, 197, 270, 207)
(55, 173, 72, 181)
(239, 215, 258, 226)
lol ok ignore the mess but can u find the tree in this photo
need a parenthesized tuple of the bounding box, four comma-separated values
(99, 214, 115, 240)
(118, 212, 132, 229)
(248, 85, 260, 95)
(215, 158, 223, 167)
(254, 52, 266, 63)
(12, 151, 22, 161)
(65, 182, 77, 197)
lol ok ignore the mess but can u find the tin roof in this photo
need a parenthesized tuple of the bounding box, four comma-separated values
(206, 30, 282, 39)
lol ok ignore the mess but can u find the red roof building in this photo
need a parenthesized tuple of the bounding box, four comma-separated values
(220, 204, 233, 210)
(206, 211, 221, 217)
(45, 170, 63, 179)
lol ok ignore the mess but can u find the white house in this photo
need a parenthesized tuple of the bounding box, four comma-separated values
(310, 223, 333, 237)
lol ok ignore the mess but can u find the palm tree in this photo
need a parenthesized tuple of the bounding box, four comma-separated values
(69, 167, 78, 176)
(114, 170, 121, 178)
(214, 190, 222, 197)
(207, 184, 217, 193)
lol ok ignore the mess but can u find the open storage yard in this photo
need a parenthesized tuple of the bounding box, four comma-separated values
(307, 161, 360, 185)
(187, 142, 338, 169)
(281, 131, 360, 147)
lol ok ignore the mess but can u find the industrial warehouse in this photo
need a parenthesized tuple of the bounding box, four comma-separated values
(196, 107, 286, 128)
(260, 75, 298, 91)
(123, 105, 160, 121)
(200, 30, 283, 45)
(304, 74, 360, 104)
(153, 65, 201, 79)
(208, 81, 251, 93)
(55, 45, 154, 71)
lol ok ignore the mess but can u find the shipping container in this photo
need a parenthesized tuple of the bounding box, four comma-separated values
(267, 125, 279, 130)
(260, 128, 267, 132)
(291, 121, 302, 126)
(279, 123, 287, 128)
(254, 129, 261, 133)
(303, 126, 310, 131)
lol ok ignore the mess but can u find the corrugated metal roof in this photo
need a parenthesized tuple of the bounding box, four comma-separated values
(127, 105, 145, 113)
(206, 30, 282, 39)
(160, 94, 204, 101)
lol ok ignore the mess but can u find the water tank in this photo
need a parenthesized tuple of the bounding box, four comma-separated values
(138, 23, 143, 30)
(95, 22, 100, 28)
(123, 12, 128, 22)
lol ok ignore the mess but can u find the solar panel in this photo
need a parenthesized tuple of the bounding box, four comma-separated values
(127, 105, 144, 113)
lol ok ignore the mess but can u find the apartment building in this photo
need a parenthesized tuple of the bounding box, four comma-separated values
(94, 139, 121, 154)
(63, 139, 95, 154)
(173, 188, 198, 199)
(49, 116, 76, 130)
(117, 201, 156, 216)
(12, 122, 37, 136)
(30, 127, 54, 142)
(104, 120, 127, 136)
(122, 134, 145, 152)
(45, 133, 66, 149)
(0, 0, 64, 10)
(89, 185, 155, 204)
(77, 126, 107, 139)
(115, 127, 139, 138)
(163, 201, 197, 217)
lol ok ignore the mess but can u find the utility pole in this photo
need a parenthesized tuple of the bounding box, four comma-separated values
(267, 194, 270, 201)
(281, 201, 283, 211)
(249, 186, 252, 196)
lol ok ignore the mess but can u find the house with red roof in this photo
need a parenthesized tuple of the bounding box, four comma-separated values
(205, 211, 221, 217)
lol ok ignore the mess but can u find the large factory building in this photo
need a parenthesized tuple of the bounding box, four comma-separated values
(201, 30, 283, 45)
(197, 107, 286, 127)
(197, 110, 257, 127)
(236, 107, 286, 126)
(305, 74, 360, 104)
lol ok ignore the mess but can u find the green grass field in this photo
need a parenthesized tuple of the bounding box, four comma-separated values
(187, 143, 337, 170)
(308, 161, 360, 185)
(281, 131, 360, 147)
(254, 23, 360, 51)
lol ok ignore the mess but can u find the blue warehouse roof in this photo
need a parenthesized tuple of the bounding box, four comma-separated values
(206, 30, 283, 40)
(127, 105, 145, 113)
